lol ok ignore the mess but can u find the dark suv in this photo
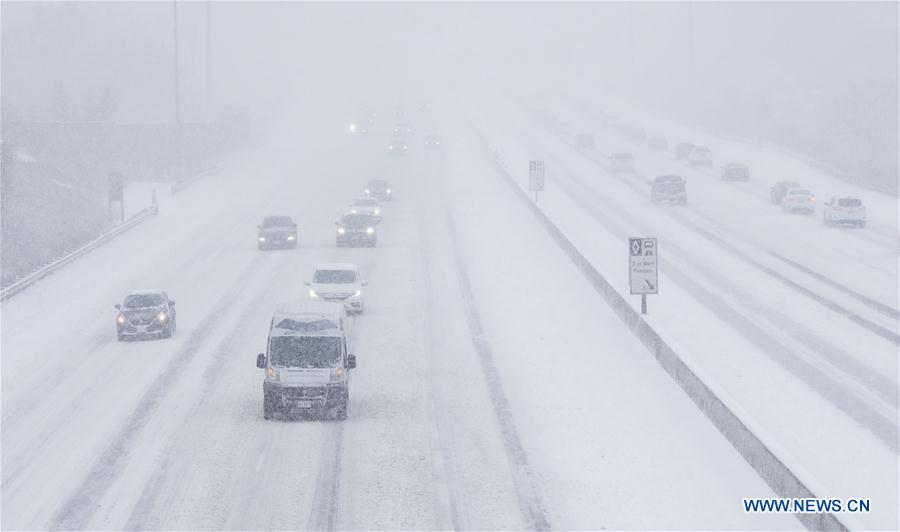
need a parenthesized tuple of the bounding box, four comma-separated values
(365, 179, 392, 201)
(115, 290, 176, 341)
(258, 215, 298, 249)
(770, 181, 801, 204)
(336, 213, 378, 247)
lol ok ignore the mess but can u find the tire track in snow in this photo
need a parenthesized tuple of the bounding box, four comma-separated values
(50, 253, 271, 530)
(442, 206, 551, 531)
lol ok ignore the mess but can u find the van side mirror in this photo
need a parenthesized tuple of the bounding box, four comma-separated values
(256, 353, 266, 368)
(347, 354, 357, 369)
(303, 281, 311, 286)
(115, 303, 121, 310)
(361, 281, 368, 287)
(169, 301, 176, 306)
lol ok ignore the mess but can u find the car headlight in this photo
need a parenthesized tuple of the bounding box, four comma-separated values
(157, 311, 168, 322)
(351, 209, 357, 214)
(366, 227, 375, 235)
(403, 145, 408, 150)
(309, 289, 318, 298)
(287, 235, 295, 240)
(365, 189, 370, 194)
(354, 290, 361, 297)
(349, 124, 357, 132)
(374, 209, 381, 215)
(337, 227, 346, 234)
(259, 236, 266, 241)
(267, 366, 280, 381)
(388, 145, 394, 150)
(117, 314, 126, 325)
(386, 189, 391, 194)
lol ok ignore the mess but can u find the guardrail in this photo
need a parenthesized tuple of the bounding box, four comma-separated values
(467, 115, 846, 532)
(0, 204, 159, 302)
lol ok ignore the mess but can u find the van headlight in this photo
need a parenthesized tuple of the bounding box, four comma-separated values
(337, 227, 346, 234)
(259, 236, 266, 242)
(330, 367, 345, 381)
(309, 289, 318, 298)
(354, 290, 361, 297)
(267, 367, 280, 381)
(116, 314, 126, 325)
(366, 227, 375, 234)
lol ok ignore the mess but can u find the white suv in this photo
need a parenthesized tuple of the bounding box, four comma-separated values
(823, 196, 866, 227)
(306, 263, 366, 313)
(687, 146, 713, 167)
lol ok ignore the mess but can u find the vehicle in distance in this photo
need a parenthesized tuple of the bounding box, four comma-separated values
(674, 142, 695, 160)
(424, 134, 441, 149)
(115, 290, 176, 341)
(348, 122, 368, 135)
(387, 139, 408, 156)
(770, 181, 801, 204)
(335, 213, 378, 247)
(392, 123, 412, 137)
(781, 188, 816, 214)
(651, 175, 687, 205)
(258, 215, 298, 250)
(255, 302, 356, 420)
(609, 152, 635, 172)
(687, 146, 713, 166)
(629, 127, 647, 142)
(575, 132, 596, 150)
(823, 196, 866, 227)
(648, 136, 668, 151)
(365, 179, 392, 201)
(721, 162, 750, 181)
(350, 197, 382, 219)
(306, 263, 366, 313)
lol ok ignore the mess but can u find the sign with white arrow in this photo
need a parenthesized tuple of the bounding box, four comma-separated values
(629, 237, 658, 295)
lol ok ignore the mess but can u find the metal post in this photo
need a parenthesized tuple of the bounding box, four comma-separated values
(173, 0, 183, 181)
(641, 294, 647, 314)
(205, 0, 212, 107)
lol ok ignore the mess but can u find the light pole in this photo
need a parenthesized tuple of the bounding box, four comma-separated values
(173, 0, 183, 181)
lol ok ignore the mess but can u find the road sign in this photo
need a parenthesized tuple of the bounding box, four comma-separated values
(529, 160, 545, 192)
(629, 237, 658, 295)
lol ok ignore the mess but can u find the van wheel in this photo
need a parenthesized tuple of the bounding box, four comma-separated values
(263, 394, 275, 420)
(333, 400, 348, 421)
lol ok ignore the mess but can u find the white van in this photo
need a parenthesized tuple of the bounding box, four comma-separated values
(255, 302, 356, 420)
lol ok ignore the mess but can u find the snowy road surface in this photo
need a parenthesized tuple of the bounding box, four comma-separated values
(1, 102, 892, 529)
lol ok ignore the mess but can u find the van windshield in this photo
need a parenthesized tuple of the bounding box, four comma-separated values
(838, 198, 862, 207)
(314, 269, 357, 283)
(269, 336, 341, 368)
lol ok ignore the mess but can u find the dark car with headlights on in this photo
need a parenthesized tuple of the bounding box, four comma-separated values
(336, 213, 378, 247)
(115, 290, 176, 341)
(424, 134, 441, 150)
(387, 139, 408, 156)
(365, 179, 392, 201)
(258, 215, 298, 250)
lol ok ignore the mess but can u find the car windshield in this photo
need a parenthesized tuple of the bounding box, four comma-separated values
(124, 293, 164, 308)
(262, 216, 292, 227)
(341, 214, 375, 227)
(353, 199, 378, 206)
(367, 180, 388, 189)
(269, 336, 341, 368)
(314, 269, 358, 283)
(657, 183, 685, 193)
(789, 189, 811, 196)
(838, 198, 862, 207)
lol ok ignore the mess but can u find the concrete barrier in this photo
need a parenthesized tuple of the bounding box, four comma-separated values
(0, 205, 158, 302)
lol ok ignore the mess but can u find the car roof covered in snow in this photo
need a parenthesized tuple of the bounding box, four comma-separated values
(315, 262, 359, 271)
(270, 302, 345, 337)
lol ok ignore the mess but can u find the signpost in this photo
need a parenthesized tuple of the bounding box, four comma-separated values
(629, 237, 658, 314)
(108, 171, 124, 224)
(529, 160, 545, 202)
